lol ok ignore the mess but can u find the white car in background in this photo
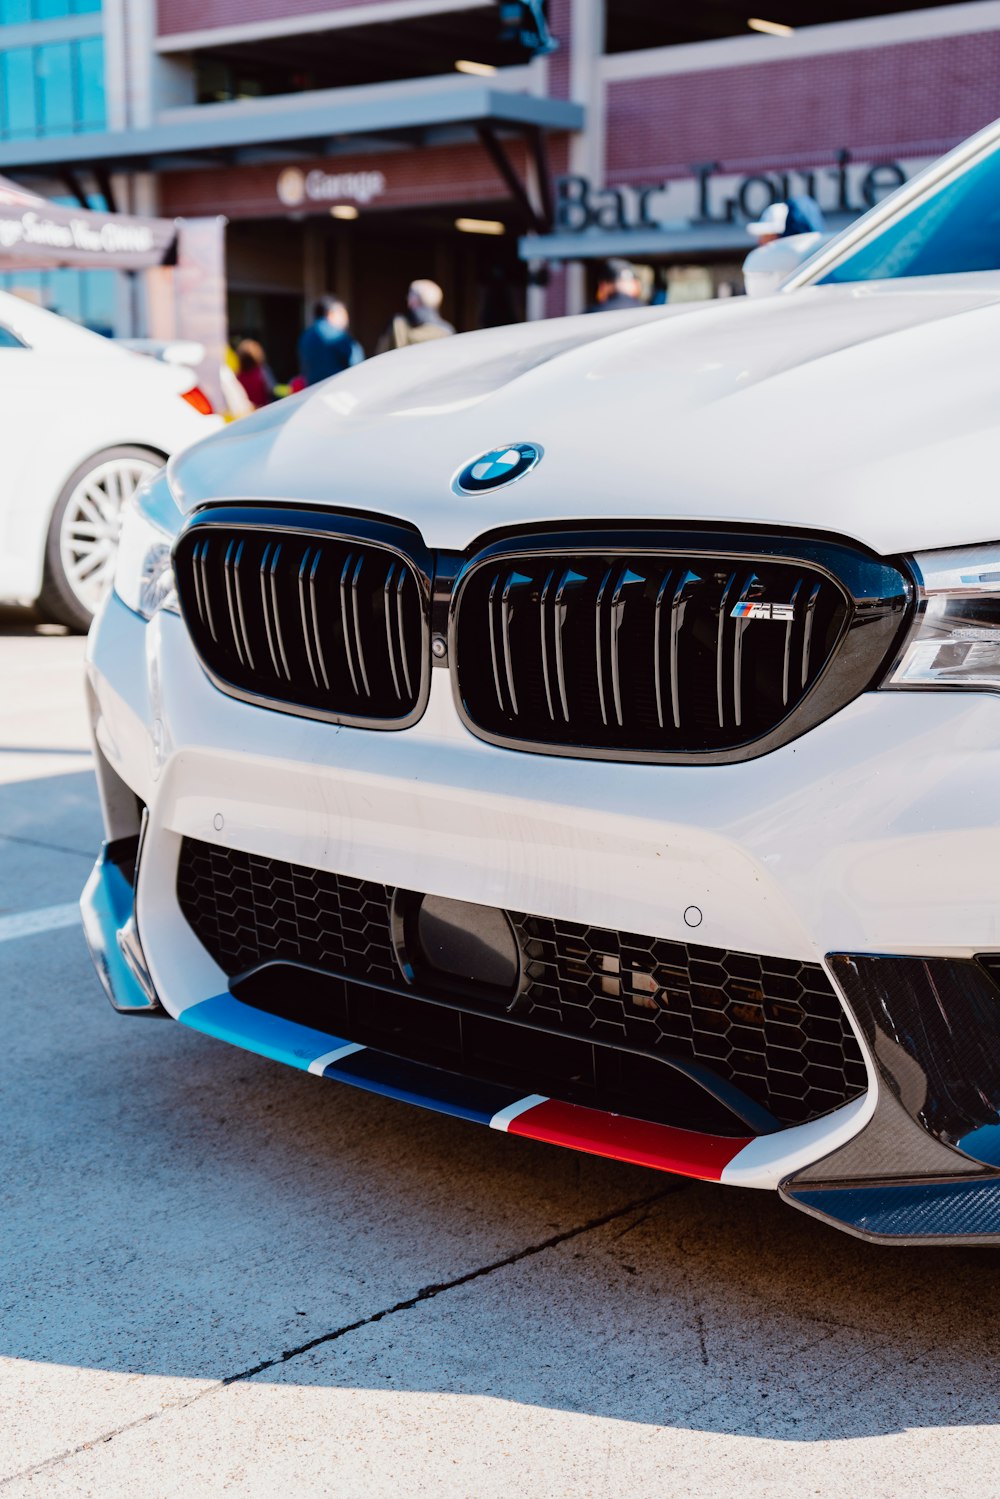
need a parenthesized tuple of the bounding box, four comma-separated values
(0, 291, 220, 631)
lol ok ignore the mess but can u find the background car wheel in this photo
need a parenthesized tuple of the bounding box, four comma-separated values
(38, 447, 163, 632)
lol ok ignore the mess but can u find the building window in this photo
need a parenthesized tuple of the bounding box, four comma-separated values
(0, 35, 105, 136)
(0, 268, 117, 334)
(75, 35, 103, 125)
(0, 0, 100, 21)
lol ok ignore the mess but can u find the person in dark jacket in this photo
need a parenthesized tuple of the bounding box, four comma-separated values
(375, 279, 455, 354)
(297, 295, 363, 386)
(588, 258, 644, 312)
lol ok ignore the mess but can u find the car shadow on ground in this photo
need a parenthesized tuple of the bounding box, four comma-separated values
(0, 606, 70, 637)
(3, 938, 998, 1442)
(1, 765, 997, 1452)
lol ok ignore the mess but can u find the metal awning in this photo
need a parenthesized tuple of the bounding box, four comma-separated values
(0, 85, 581, 235)
(0, 86, 582, 174)
(519, 213, 857, 262)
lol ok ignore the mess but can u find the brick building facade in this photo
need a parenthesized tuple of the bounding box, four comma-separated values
(1, 0, 999, 365)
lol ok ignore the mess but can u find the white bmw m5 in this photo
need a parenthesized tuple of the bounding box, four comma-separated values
(0, 291, 219, 630)
(83, 118, 1000, 1245)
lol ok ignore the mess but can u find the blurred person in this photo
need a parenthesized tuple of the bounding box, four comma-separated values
(649, 269, 668, 306)
(234, 338, 275, 409)
(742, 195, 828, 297)
(219, 338, 253, 417)
(588, 258, 644, 312)
(376, 279, 455, 354)
(745, 201, 789, 247)
(298, 295, 364, 386)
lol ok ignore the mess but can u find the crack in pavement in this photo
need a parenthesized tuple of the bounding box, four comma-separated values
(0, 832, 94, 861)
(0, 1185, 681, 1488)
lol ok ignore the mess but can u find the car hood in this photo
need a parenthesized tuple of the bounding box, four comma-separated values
(170, 278, 1000, 557)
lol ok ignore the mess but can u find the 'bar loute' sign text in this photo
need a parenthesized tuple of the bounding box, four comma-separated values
(555, 151, 913, 234)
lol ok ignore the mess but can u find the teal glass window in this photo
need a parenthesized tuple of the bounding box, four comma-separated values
(1, 48, 37, 138)
(0, 36, 105, 137)
(36, 39, 73, 134)
(75, 34, 103, 128)
(0, 269, 117, 335)
(0, 0, 101, 17)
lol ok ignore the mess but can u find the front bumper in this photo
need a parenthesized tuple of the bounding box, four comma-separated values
(82, 592, 1000, 1240)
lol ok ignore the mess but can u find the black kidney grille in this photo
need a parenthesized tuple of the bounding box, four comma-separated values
(174, 526, 424, 722)
(454, 551, 848, 756)
(176, 837, 867, 1129)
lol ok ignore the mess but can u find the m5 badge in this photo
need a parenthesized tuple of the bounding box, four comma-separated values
(730, 601, 796, 621)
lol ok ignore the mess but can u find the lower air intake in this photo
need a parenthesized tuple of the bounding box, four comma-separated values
(176, 837, 868, 1129)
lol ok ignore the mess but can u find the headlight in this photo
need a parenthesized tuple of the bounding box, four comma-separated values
(885, 545, 1000, 692)
(113, 469, 181, 621)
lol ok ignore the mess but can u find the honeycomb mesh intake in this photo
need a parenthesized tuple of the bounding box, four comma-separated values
(177, 838, 867, 1128)
(510, 913, 867, 1128)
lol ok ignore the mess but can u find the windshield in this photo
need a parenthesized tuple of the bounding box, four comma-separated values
(818, 144, 1000, 284)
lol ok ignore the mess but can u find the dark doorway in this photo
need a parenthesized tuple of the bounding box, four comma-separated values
(226, 204, 528, 383)
(228, 289, 303, 385)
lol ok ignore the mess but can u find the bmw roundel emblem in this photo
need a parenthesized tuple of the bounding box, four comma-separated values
(453, 442, 542, 495)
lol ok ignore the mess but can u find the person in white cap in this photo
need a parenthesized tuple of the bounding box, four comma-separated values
(742, 195, 828, 297)
(747, 201, 790, 245)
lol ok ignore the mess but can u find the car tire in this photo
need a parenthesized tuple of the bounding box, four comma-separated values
(37, 446, 163, 632)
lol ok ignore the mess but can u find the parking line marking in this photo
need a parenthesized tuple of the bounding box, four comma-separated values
(0, 902, 80, 943)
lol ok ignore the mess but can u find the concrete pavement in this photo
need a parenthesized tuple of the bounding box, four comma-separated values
(1, 618, 999, 1498)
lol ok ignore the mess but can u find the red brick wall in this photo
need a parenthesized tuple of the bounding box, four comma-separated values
(160, 139, 529, 217)
(540, 0, 571, 315)
(546, 0, 572, 100)
(542, 260, 568, 317)
(160, 0, 397, 37)
(539, 130, 568, 316)
(605, 31, 1000, 182)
